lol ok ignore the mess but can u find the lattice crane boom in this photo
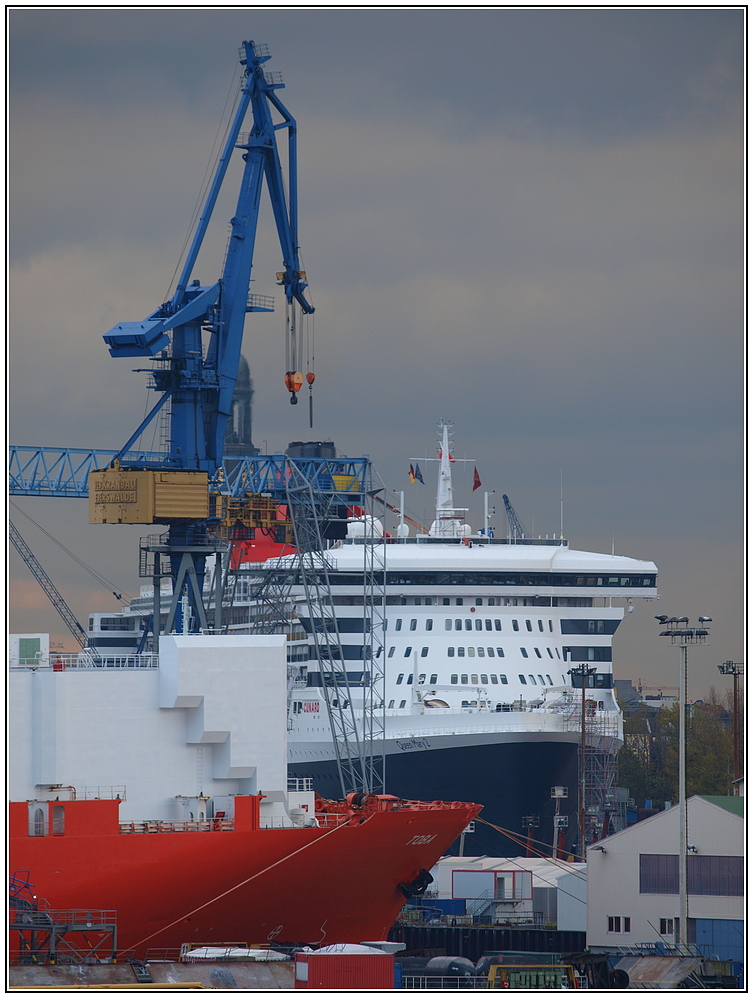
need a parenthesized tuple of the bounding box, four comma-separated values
(9, 520, 87, 648)
(502, 494, 526, 540)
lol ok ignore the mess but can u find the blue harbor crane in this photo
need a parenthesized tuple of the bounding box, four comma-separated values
(89, 40, 315, 634)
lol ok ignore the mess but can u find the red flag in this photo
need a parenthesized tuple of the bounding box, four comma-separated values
(472, 466, 481, 491)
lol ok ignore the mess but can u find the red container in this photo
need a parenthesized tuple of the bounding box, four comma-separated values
(294, 952, 394, 990)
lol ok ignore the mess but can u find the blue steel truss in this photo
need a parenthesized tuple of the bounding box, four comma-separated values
(9, 446, 370, 501)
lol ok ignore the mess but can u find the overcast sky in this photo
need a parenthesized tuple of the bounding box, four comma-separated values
(8, 8, 744, 699)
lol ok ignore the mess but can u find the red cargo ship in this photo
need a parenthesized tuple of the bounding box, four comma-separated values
(10, 792, 480, 959)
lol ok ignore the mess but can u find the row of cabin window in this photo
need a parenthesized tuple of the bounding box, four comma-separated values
(386, 644, 562, 661)
(452, 673, 554, 686)
(450, 645, 561, 661)
(402, 597, 610, 631)
(394, 618, 556, 632)
(393, 671, 556, 686)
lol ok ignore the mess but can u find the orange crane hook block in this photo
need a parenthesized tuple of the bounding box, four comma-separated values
(285, 370, 303, 404)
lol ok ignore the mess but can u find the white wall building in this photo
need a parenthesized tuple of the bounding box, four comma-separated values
(431, 855, 587, 932)
(9, 634, 290, 823)
(587, 796, 744, 961)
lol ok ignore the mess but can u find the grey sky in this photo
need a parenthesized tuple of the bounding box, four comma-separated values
(8, 8, 744, 699)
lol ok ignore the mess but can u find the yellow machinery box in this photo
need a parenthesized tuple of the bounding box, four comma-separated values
(89, 464, 209, 524)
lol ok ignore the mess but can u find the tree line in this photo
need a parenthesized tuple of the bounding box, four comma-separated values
(617, 688, 739, 804)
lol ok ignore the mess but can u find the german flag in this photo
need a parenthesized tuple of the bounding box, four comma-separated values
(409, 464, 416, 483)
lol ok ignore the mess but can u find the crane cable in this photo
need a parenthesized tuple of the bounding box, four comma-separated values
(164, 61, 242, 306)
(132, 63, 243, 457)
(9, 500, 134, 605)
(297, 247, 316, 426)
(476, 815, 588, 879)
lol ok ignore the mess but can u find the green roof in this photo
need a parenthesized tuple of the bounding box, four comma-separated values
(700, 795, 744, 818)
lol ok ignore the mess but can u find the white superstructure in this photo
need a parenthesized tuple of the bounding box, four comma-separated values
(7, 634, 317, 827)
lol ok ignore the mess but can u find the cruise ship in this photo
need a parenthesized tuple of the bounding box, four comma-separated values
(85, 424, 657, 857)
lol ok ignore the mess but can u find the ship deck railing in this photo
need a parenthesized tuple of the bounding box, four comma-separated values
(120, 818, 235, 834)
(12, 653, 159, 670)
(118, 814, 352, 834)
(11, 904, 117, 927)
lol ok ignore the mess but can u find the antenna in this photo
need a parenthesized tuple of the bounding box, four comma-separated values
(560, 469, 564, 539)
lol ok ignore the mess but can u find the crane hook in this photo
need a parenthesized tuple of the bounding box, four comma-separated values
(284, 370, 303, 405)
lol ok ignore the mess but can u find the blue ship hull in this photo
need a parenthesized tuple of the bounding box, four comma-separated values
(289, 740, 580, 857)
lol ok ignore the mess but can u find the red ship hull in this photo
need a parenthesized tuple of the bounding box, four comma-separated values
(10, 795, 480, 959)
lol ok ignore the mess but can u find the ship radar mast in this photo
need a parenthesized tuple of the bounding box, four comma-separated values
(428, 421, 472, 538)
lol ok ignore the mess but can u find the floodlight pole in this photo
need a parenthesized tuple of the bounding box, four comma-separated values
(717, 661, 744, 781)
(657, 614, 711, 954)
(568, 663, 597, 860)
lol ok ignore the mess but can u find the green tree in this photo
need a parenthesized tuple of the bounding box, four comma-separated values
(617, 702, 673, 804)
(658, 701, 735, 799)
(617, 693, 735, 804)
